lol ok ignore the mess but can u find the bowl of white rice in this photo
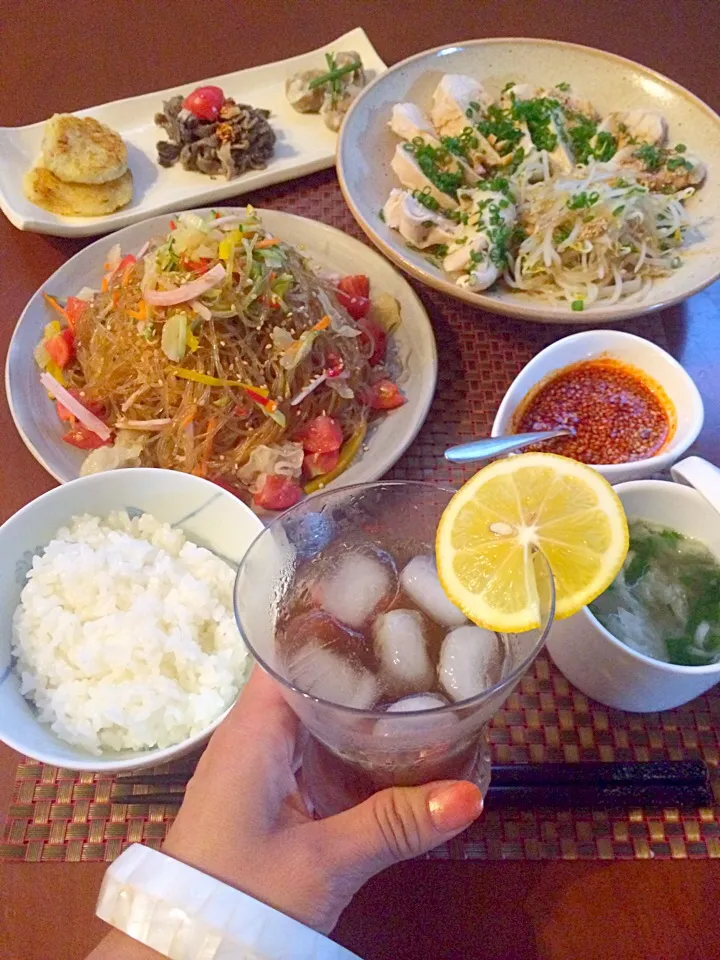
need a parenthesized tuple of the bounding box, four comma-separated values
(0, 468, 263, 771)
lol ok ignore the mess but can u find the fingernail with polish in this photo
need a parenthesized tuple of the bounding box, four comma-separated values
(428, 782, 484, 833)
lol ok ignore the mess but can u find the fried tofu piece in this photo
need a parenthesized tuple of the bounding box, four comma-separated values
(23, 165, 133, 217)
(41, 114, 128, 184)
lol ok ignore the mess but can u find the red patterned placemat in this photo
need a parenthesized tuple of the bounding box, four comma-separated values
(3, 169, 718, 862)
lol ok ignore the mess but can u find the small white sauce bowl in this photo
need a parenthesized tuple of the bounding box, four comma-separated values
(492, 330, 704, 484)
(0, 469, 263, 772)
(546, 476, 720, 712)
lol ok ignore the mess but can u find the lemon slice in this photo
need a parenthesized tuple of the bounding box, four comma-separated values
(436, 452, 629, 632)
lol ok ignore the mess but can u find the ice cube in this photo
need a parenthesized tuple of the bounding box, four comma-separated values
(374, 693, 457, 738)
(373, 608, 434, 693)
(400, 555, 468, 627)
(317, 546, 397, 629)
(386, 693, 450, 712)
(286, 642, 378, 709)
(438, 625, 504, 702)
(281, 609, 359, 653)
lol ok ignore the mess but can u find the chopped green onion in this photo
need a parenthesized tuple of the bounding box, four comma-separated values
(571, 299, 584, 312)
(308, 59, 361, 89)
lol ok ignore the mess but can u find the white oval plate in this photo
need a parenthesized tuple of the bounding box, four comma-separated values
(338, 37, 720, 324)
(5, 208, 437, 498)
(0, 28, 386, 238)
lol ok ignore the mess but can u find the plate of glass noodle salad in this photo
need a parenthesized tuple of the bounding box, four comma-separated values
(6, 208, 436, 511)
(338, 38, 720, 323)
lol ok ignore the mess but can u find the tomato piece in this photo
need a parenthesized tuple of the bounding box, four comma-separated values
(357, 315, 387, 365)
(336, 291, 370, 320)
(253, 475, 303, 511)
(295, 415, 343, 454)
(62, 425, 112, 450)
(303, 449, 340, 479)
(183, 257, 211, 273)
(363, 380, 406, 410)
(64, 296, 87, 331)
(324, 352, 345, 378)
(116, 254, 136, 273)
(45, 329, 75, 368)
(336, 275, 370, 319)
(209, 476, 244, 497)
(183, 85, 225, 122)
(55, 389, 106, 423)
(338, 275, 370, 299)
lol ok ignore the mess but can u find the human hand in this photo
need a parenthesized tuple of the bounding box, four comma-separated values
(162, 667, 483, 934)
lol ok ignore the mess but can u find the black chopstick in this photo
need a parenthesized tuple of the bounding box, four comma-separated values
(483, 781, 713, 808)
(491, 760, 709, 786)
(110, 760, 713, 809)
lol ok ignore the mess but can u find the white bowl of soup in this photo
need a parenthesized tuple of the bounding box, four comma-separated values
(492, 329, 704, 484)
(547, 471, 720, 712)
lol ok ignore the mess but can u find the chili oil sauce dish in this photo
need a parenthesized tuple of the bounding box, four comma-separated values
(492, 329, 703, 483)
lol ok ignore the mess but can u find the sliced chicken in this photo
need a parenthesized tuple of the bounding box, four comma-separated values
(389, 103, 481, 184)
(443, 188, 516, 285)
(390, 144, 459, 208)
(499, 83, 535, 108)
(547, 88, 599, 121)
(431, 74, 491, 137)
(389, 102, 439, 143)
(457, 261, 500, 291)
(547, 116, 574, 173)
(443, 233, 489, 273)
(383, 188, 457, 248)
(598, 110, 668, 147)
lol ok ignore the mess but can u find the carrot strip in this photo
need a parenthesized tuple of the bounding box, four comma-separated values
(196, 416, 219, 477)
(256, 237, 281, 249)
(43, 293, 69, 322)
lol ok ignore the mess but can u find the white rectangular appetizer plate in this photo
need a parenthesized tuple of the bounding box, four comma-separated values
(0, 28, 386, 238)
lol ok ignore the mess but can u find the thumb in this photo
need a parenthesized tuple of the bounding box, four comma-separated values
(324, 780, 483, 881)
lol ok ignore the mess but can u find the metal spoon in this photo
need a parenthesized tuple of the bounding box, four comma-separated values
(445, 427, 573, 464)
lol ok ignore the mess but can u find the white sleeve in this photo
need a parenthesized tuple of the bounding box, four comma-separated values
(96, 843, 362, 960)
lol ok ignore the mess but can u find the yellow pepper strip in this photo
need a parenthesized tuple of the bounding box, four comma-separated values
(304, 422, 367, 494)
(173, 368, 286, 425)
(44, 320, 62, 339)
(174, 367, 269, 396)
(43, 293, 69, 322)
(101, 276, 109, 293)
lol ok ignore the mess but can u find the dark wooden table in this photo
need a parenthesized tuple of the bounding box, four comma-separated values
(2, 2, 720, 958)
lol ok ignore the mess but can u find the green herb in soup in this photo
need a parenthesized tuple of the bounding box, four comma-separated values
(590, 519, 720, 666)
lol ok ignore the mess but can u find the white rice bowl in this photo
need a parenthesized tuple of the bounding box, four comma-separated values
(12, 511, 249, 755)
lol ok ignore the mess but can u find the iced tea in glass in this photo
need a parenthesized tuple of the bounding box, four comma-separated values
(234, 481, 554, 816)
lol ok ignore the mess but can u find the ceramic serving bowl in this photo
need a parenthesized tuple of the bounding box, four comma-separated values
(547, 468, 720, 712)
(491, 329, 703, 483)
(337, 37, 720, 324)
(0, 468, 262, 771)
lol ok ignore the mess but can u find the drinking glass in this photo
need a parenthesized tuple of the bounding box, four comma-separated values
(234, 481, 555, 816)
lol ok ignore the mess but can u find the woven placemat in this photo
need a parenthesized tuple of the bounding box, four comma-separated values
(3, 169, 718, 862)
